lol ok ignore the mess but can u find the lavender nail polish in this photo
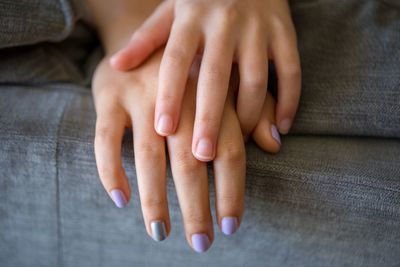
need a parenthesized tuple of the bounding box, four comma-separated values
(271, 124, 281, 145)
(221, 217, 239, 235)
(191, 234, 211, 253)
(110, 189, 128, 208)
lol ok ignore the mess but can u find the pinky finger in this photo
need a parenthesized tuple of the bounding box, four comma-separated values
(270, 26, 301, 135)
(94, 109, 131, 208)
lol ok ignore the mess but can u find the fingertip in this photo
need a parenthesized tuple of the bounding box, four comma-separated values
(193, 138, 215, 162)
(150, 220, 169, 242)
(109, 50, 133, 71)
(191, 233, 212, 253)
(109, 52, 125, 70)
(221, 217, 239, 236)
(155, 114, 175, 136)
(110, 188, 129, 208)
(253, 123, 281, 154)
(277, 118, 292, 135)
(109, 57, 120, 70)
(270, 124, 281, 146)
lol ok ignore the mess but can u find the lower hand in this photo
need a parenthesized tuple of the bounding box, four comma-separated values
(92, 50, 281, 253)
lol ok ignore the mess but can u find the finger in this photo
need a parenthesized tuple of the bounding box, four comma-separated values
(270, 24, 301, 135)
(167, 68, 213, 253)
(252, 92, 281, 154)
(213, 96, 246, 236)
(236, 23, 268, 135)
(154, 17, 201, 136)
(110, 0, 174, 71)
(192, 31, 235, 162)
(94, 107, 131, 208)
(131, 106, 170, 242)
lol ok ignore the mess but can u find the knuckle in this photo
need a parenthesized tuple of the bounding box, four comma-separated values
(218, 192, 241, 206)
(97, 164, 118, 180)
(217, 143, 245, 165)
(158, 92, 175, 103)
(197, 112, 220, 128)
(95, 125, 115, 143)
(174, 150, 204, 174)
(242, 76, 267, 94)
(270, 15, 291, 33)
(164, 47, 187, 68)
(216, 5, 239, 28)
(136, 141, 165, 162)
(282, 63, 301, 78)
(181, 1, 205, 19)
(205, 64, 225, 80)
(185, 212, 210, 226)
(141, 196, 165, 210)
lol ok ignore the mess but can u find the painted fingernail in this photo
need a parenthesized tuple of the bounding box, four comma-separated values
(157, 114, 173, 135)
(271, 125, 281, 145)
(195, 138, 213, 161)
(110, 189, 128, 208)
(221, 217, 239, 235)
(151, 220, 167, 242)
(191, 234, 211, 253)
(278, 119, 292, 135)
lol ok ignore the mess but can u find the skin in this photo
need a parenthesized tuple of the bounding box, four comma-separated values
(87, 0, 282, 252)
(111, 0, 301, 162)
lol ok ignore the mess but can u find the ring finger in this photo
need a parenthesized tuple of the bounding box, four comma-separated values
(131, 105, 170, 242)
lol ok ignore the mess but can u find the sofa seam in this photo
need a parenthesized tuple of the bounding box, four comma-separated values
(55, 93, 71, 267)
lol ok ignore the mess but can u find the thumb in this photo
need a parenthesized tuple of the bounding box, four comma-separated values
(252, 92, 282, 154)
(110, 0, 174, 71)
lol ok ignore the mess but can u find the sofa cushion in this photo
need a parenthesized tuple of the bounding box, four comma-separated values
(0, 0, 85, 49)
(290, 0, 400, 138)
(1, 84, 399, 267)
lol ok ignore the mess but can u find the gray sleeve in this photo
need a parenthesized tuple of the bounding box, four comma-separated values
(0, 0, 87, 49)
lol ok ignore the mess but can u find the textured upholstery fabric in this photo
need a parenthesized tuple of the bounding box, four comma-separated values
(0, 0, 86, 48)
(1, 85, 399, 267)
(0, 0, 399, 266)
(290, 0, 400, 138)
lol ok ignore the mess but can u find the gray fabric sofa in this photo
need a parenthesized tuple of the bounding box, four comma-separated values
(1, 0, 399, 266)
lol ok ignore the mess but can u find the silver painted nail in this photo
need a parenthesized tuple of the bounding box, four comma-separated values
(151, 221, 167, 242)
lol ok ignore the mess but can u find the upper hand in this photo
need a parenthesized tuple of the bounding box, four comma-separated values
(111, 0, 301, 161)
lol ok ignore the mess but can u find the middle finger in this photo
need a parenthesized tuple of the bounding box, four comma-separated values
(167, 64, 214, 253)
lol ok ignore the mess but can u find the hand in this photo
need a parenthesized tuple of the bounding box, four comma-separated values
(92, 49, 281, 252)
(111, 0, 301, 162)
(92, 50, 245, 252)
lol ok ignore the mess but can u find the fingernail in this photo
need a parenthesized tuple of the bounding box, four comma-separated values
(151, 220, 167, 242)
(191, 234, 211, 253)
(221, 217, 239, 235)
(278, 119, 292, 135)
(195, 138, 213, 161)
(271, 125, 281, 145)
(110, 189, 128, 208)
(157, 114, 173, 135)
